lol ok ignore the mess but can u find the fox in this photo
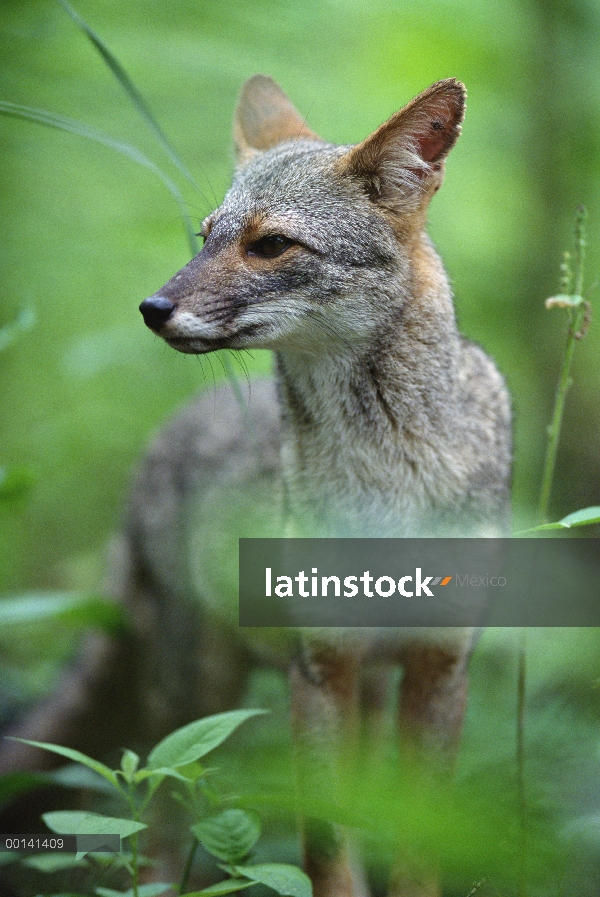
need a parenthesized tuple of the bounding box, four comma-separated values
(0, 76, 511, 897)
(135, 75, 512, 896)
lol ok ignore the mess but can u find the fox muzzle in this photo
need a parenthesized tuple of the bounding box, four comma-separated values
(139, 294, 175, 331)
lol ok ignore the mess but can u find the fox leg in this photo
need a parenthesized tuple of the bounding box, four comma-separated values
(399, 642, 469, 764)
(389, 642, 470, 897)
(290, 640, 367, 897)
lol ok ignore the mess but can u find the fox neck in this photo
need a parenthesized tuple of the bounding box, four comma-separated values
(274, 234, 462, 537)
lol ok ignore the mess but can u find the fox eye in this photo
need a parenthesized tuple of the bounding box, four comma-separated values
(248, 234, 294, 258)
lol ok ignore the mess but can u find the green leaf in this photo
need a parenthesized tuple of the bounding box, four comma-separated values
(148, 710, 266, 770)
(43, 810, 146, 839)
(96, 885, 172, 897)
(120, 749, 140, 783)
(0, 465, 35, 501)
(174, 761, 206, 782)
(516, 506, 600, 534)
(51, 763, 117, 794)
(134, 766, 193, 784)
(182, 881, 257, 897)
(9, 739, 120, 788)
(0, 101, 197, 256)
(90, 850, 152, 869)
(556, 506, 600, 527)
(192, 809, 261, 863)
(0, 592, 126, 634)
(24, 853, 83, 872)
(232, 864, 312, 897)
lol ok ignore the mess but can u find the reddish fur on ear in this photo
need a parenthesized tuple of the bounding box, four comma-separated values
(407, 78, 466, 164)
(234, 74, 320, 162)
(337, 79, 466, 210)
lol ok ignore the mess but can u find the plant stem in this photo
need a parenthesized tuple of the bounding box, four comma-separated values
(179, 837, 199, 895)
(538, 206, 587, 523)
(131, 833, 140, 897)
(517, 629, 528, 897)
(127, 785, 140, 897)
(538, 323, 578, 523)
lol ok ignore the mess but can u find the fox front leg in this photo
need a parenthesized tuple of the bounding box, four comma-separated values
(388, 642, 471, 897)
(290, 640, 369, 897)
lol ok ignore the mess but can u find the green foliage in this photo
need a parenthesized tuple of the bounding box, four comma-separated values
(6, 709, 314, 897)
(227, 865, 312, 897)
(183, 881, 255, 897)
(192, 810, 261, 864)
(147, 711, 266, 771)
(43, 809, 147, 846)
(537, 206, 596, 526)
(1, 0, 599, 590)
(0, 592, 126, 634)
(10, 740, 121, 789)
(518, 505, 600, 534)
(0, 4, 599, 896)
(96, 886, 171, 897)
(56, 0, 200, 193)
(4, 655, 600, 894)
(0, 100, 196, 258)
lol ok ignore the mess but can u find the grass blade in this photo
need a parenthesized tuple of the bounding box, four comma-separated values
(56, 0, 207, 203)
(0, 101, 198, 256)
(515, 505, 600, 535)
(54, 1, 250, 410)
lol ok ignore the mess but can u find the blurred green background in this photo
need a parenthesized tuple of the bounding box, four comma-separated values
(1, 0, 599, 592)
(1, 2, 600, 892)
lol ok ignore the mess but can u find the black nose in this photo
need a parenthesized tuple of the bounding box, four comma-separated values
(139, 295, 175, 330)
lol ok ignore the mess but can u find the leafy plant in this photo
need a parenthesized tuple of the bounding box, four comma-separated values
(515, 208, 597, 897)
(511, 210, 597, 538)
(518, 206, 597, 536)
(8, 709, 311, 897)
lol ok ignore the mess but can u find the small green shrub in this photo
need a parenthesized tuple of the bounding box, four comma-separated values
(8, 710, 311, 897)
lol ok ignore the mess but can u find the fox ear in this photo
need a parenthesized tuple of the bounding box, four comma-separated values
(338, 79, 466, 211)
(234, 75, 320, 163)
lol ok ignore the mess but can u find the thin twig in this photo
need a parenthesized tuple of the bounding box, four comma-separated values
(538, 206, 590, 524)
(179, 837, 199, 895)
(517, 629, 527, 897)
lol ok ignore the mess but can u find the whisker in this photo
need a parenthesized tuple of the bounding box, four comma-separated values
(233, 350, 252, 391)
(195, 353, 210, 393)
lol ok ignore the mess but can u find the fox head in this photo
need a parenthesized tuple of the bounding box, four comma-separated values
(140, 75, 465, 355)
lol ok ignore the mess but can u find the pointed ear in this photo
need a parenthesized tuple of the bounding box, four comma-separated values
(234, 75, 320, 163)
(337, 79, 466, 212)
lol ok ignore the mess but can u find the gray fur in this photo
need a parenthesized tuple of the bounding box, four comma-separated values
(149, 90, 511, 539)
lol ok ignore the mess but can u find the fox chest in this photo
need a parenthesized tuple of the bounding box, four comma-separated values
(279, 409, 457, 538)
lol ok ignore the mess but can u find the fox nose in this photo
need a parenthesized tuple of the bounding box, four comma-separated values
(139, 295, 175, 330)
